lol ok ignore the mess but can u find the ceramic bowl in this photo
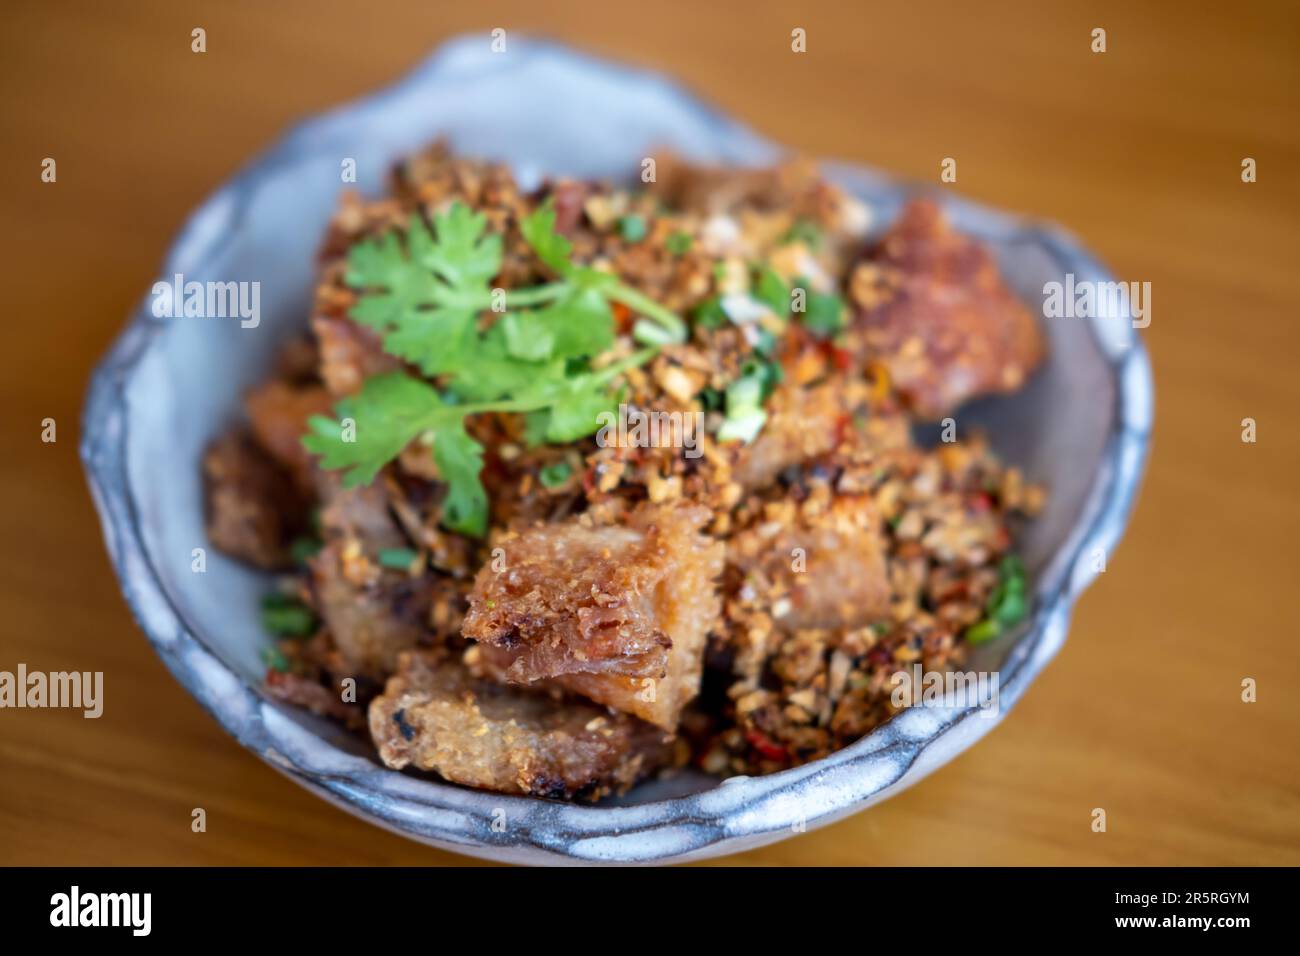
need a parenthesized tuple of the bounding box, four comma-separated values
(81, 36, 1152, 864)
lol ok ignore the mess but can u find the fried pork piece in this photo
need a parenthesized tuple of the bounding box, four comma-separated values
(463, 504, 724, 730)
(310, 540, 431, 677)
(370, 651, 669, 799)
(202, 430, 307, 570)
(649, 154, 845, 222)
(848, 199, 1045, 419)
(310, 315, 401, 398)
(729, 493, 891, 630)
(730, 382, 846, 490)
(265, 670, 366, 730)
(245, 380, 333, 493)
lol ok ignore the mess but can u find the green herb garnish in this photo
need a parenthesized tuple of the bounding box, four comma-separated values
(303, 200, 686, 537)
(753, 267, 791, 316)
(698, 386, 724, 412)
(260, 593, 315, 638)
(665, 231, 693, 255)
(538, 461, 573, 488)
(618, 214, 647, 242)
(692, 296, 728, 329)
(964, 555, 1029, 645)
(718, 371, 769, 443)
(261, 645, 291, 673)
(289, 536, 321, 564)
(791, 276, 845, 338)
(782, 219, 823, 249)
(377, 547, 421, 570)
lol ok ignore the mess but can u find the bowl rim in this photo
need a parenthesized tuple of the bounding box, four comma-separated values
(80, 34, 1153, 865)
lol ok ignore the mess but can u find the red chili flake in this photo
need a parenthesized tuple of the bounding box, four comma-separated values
(830, 345, 854, 371)
(936, 578, 969, 601)
(833, 413, 852, 445)
(611, 301, 633, 331)
(745, 728, 789, 762)
(867, 645, 893, 666)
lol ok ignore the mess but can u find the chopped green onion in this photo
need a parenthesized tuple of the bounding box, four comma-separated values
(753, 267, 791, 316)
(698, 386, 723, 412)
(965, 555, 1029, 645)
(792, 277, 845, 338)
(964, 619, 1001, 645)
(290, 536, 321, 564)
(692, 297, 728, 329)
(717, 407, 767, 443)
(260, 593, 316, 637)
(377, 547, 421, 571)
(739, 355, 782, 401)
(618, 214, 647, 242)
(726, 374, 763, 410)
(633, 318, 679, 346)
(261, 645, 290, 673)
(539, 461, 573, 488)
(665, 231, 693, 255)
(718, 375, 767, 443)
(782, 219, 823, 249)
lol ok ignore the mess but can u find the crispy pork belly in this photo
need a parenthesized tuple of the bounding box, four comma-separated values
(370, 651, 669, 799)
(310, 541, 431, 677)
(848, 199, 1044, 419)
(731, 382, 846, 490)
(314, 474, 408, 552)
(202, 430, 307, 570)
(245, 380, 332, 493)
(311, 315, 401, 398)
(463, 504, 723, 730)
(729, 494, 891, 630)
(650, 154, 829, 218)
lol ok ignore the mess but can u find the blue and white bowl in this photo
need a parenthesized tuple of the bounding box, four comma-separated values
(81, 36, 1152, 865)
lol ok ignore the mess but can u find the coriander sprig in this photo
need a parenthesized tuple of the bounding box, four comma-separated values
(303, 199, 683, 537)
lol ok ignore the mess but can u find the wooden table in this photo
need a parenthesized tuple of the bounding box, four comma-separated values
(2, 0, 1297, 865)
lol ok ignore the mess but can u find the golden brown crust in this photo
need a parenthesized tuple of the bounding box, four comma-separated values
(309, 541, 431, 677)
(245, 380, 333, 494)
(848, 199, 1045, 419)
(369, 651, 671, 799)
(728, 493, 891, 631)
(463, 503, 724, 730)
(202, 430, 307, 570)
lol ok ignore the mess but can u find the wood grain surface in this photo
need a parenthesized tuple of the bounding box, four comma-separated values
(1, 0, 1297, 866)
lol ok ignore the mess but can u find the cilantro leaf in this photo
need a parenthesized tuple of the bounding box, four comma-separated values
(754, 267, 791, 316)
(520, 201, 574, 277)
(543, 381, 618, 443)
(414, 204, 502, 290)
(534, 286, 615, 359)
(345, 227, 440, 330)
(303, 372, 447, 488)
(313, 199, 690, 539)
(501, 311, 557, 362)
(344, 211, 500, 376)
(792, 276, 845, 338)
(302, 372, 492, 536)
(430, 419, 488, 537)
